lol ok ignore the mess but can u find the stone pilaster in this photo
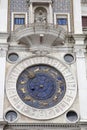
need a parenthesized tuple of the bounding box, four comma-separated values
(74, 35, 87, 121)
(29, 2, 34, 23)
(73, 0, 82, 34)
(0, 46, 8, 121)
(49, 3, 53, 23)
(0, 0, 8, 32)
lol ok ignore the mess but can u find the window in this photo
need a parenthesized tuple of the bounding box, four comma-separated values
(64, 54, 74, 63)
(57, 18, 67, 25)
(8, 53, 19, 62)
(5, 110, 17, 122)
(14, 18, 25, 25)
(12, 13, 27, 31)
(66, 111, 78, 122)
(82, 16, 87, 27)
(54, 13, 70, 32)
(14, 14, 25, 25)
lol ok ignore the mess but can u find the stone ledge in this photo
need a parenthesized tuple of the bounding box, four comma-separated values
(0, 33, 9, 39)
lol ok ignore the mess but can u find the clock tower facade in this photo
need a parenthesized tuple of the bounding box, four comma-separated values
(0, 0, 87, 130)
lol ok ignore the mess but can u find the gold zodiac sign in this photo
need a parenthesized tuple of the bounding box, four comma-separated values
(34, 68, 40, 72)
(57, 87, 62, 94)
(43, 102, 48, 106)
(28, 71, 35, 79)
(39, 85, 44, 88)
(57, 80, 63, 88)
(20, 88, 26, 93)
(20, 81, 26, 85)
(50, 73, 55, 78)
(24, 96, 31, 101)
(51, 71, 58, 76)
(40, 102, 48, 106)
(53, 96, 58, 101)
(43, 68, 50, 72)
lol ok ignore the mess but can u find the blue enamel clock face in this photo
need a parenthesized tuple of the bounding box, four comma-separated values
(17, 65, 66, 109)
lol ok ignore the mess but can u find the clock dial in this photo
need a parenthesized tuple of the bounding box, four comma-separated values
(17, 65, 66, 109)
(6, 56, 77, 120)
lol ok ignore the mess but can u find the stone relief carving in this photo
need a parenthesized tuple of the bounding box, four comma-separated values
(34, 7, 47, 23)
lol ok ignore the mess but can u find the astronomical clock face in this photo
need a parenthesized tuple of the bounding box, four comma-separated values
(17, 65, 66, 109)
(6, 56, 77, 120)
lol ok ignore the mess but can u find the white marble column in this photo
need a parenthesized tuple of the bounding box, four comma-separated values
(0, 48, 7, 121)
(74, 36, 87, 120)
(0, 0, 8, 32)
(29, 2, 34, 23)
(73, 0, 82, 34)
(49, 3, 53, 24)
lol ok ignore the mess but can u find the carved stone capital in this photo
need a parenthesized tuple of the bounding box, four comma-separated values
(74, 45, 86, 58)
(0, 121, 7, 130)
(0, 50, 6, 57)
(73, 34, 86, 42)
(0, 45, 8, 57)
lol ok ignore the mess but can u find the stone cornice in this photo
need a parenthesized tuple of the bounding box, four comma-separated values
(26, 0, 53, 6)
(29, 0, 52, 3)
(8, 45, 74, 53)
(0, 44, 9, 51)
(73, 34, 86, 41)
(6, 123, 80, 128)
(4, 122, 87, 129)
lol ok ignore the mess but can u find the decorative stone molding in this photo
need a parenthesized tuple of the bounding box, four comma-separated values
(0, 33, 9, 40)
(6, 123, 80, 128)
(8, 44, 73, 53)
(28, 0, 52, 3)
(32, 49, 49, 56)
(26, 0, 53, 6)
